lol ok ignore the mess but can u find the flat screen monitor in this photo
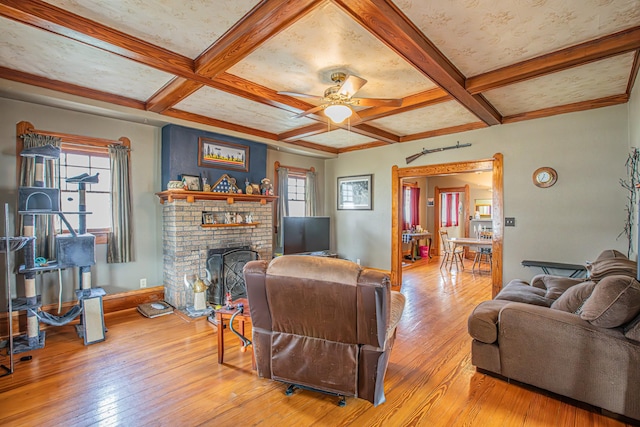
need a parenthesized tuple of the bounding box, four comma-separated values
(282, 216, 330, 255)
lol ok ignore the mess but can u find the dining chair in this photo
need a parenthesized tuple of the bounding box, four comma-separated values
(439, 230, 464, 271)
(472, 231, 492, 273)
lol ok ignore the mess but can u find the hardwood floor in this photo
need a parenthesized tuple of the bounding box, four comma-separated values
(0, 257, 634, 426)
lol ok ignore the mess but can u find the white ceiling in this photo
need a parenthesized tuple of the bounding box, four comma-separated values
(0, 0, 638, 156)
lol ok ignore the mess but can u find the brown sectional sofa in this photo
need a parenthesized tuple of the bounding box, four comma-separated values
(468, 250, 640, 421)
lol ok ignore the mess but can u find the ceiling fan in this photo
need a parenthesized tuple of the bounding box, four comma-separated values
(279, 72, 402, 123)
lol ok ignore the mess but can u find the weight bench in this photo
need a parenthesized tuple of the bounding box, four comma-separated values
(521, 260, 587, 278)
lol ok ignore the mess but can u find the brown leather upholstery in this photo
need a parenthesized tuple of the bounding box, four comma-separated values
(243, 255, 405, 406)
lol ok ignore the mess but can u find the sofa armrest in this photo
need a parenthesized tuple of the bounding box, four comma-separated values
(468, 300, 511, 343)
(244, 260, 271, 331)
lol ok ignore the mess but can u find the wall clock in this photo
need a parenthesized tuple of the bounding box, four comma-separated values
(533, 167, 557, 188)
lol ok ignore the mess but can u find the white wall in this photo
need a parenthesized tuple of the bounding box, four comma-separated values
(0, 98, 163, 303)
(327, 104, 630, 283)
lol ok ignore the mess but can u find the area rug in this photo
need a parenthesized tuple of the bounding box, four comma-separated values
(137, 301, 174, 318)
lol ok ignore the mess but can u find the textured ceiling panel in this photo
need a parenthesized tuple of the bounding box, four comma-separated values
(174, 86, 316, 134)
(45, 0, 261, 59)
(0, 1, 635, 155)
(302, 128, 378, 149)
(397, 0, 640, 76)
(369, 101, 480, 135)
(0, 17, 173, 101)
(483, 52, 635, 116)
(228, 2, 437, 100)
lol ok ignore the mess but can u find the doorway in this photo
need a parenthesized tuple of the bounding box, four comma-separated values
(391, 154, 504, 297)
(434, 185, 470, 256)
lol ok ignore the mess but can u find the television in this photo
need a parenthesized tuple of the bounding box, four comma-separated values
(282, 216, 331, 255)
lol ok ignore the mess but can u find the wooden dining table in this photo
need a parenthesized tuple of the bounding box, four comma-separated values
(448, 237, 493, 272)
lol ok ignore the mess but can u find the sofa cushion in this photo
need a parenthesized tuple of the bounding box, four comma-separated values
(624, 313, 640, 342)
(550, 281, 596, 313)
(594, 249, 627, 261)
(495, 280, 553, 307)
(587, 254, 636, 282)
(535, 275, 585, 300)
(468, 300, 511, 344)
(580, 275, 640, 328)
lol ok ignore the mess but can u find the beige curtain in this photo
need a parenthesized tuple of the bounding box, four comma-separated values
(276, 166, 289, 251)
(107, 144, 133, 263)
(19, 134, 61, 260)
(305, 170, 318, 216)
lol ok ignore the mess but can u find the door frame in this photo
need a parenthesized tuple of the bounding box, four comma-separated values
(391, 153, 504, 297)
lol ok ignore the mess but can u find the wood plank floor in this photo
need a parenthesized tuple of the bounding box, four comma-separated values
(0, 257, 635, 426)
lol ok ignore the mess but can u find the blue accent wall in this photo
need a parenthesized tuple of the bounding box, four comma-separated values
(161, 124, 267, 189)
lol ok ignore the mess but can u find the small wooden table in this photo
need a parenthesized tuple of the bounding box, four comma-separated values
(212, 298, 254, 367)
(402, 231, 432, 262)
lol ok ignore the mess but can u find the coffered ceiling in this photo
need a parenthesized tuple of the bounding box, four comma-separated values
(0, 0, 638, 156)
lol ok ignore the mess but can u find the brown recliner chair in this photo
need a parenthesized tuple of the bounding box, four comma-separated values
(243, 255, 405, 406)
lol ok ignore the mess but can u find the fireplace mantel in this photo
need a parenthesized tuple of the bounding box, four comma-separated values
(156, 190, 277, 205)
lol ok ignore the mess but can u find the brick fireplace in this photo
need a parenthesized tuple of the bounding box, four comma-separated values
(158, 191, 275, 309)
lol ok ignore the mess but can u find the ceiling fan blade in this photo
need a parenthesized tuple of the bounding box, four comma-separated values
(353, 97, 403, 107)
(339, 75, 367, 97)
(278, 91, 322, 100)
(292, 105, 325, 119)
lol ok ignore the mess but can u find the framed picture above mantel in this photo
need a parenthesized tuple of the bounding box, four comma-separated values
(198, 137, 249, 172)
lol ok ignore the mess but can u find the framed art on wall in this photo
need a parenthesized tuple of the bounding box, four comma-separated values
(198, 137, 249, 172)
(337, 174, 372, 210)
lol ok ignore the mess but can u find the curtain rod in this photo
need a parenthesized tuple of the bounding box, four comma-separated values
(22, 128, 129, 147)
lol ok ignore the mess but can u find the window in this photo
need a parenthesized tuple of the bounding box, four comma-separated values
(402, 184, 420, 230)
(57, 145, 112, 243)
(441, 192, 460, 227)
(287, 175, 306, 217)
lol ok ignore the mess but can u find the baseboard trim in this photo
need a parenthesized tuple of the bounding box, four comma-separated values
(0, 286, 164, 338)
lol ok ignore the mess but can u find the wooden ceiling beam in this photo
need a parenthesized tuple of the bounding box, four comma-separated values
(284, 139, 340, 154)
(348, 123, 399, 144)
(333, 0, 502, 126)
(146, 78, 204, 113)
(0, 66, 146, 110)
(467, 26, 640, 94)
(400, 122, 487, 143)
(502, 94, 629, 124)
(626, 50, 640, 96)
(357, 88, 452, 121)
(195, 0, 323, 78)
(338, 140, 389, 153)
(150, 0, 323, 112)
(279, 123, 329, 142)
(212, 73, 317, 114)
(162, 108, 278, 141)
(0, 0, 195, 76)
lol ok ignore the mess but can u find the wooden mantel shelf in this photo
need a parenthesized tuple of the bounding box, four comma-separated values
(156, 190, 277, 205)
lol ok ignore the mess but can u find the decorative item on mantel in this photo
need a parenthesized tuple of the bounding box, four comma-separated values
(201, 172, 211, 192)
(260, 178, 273, 195)
(167, 180, 183, 190)
(211, 173, 240, 193)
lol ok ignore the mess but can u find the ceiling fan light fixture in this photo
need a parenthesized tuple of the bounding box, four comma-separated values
(325, 104, 352, 123)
